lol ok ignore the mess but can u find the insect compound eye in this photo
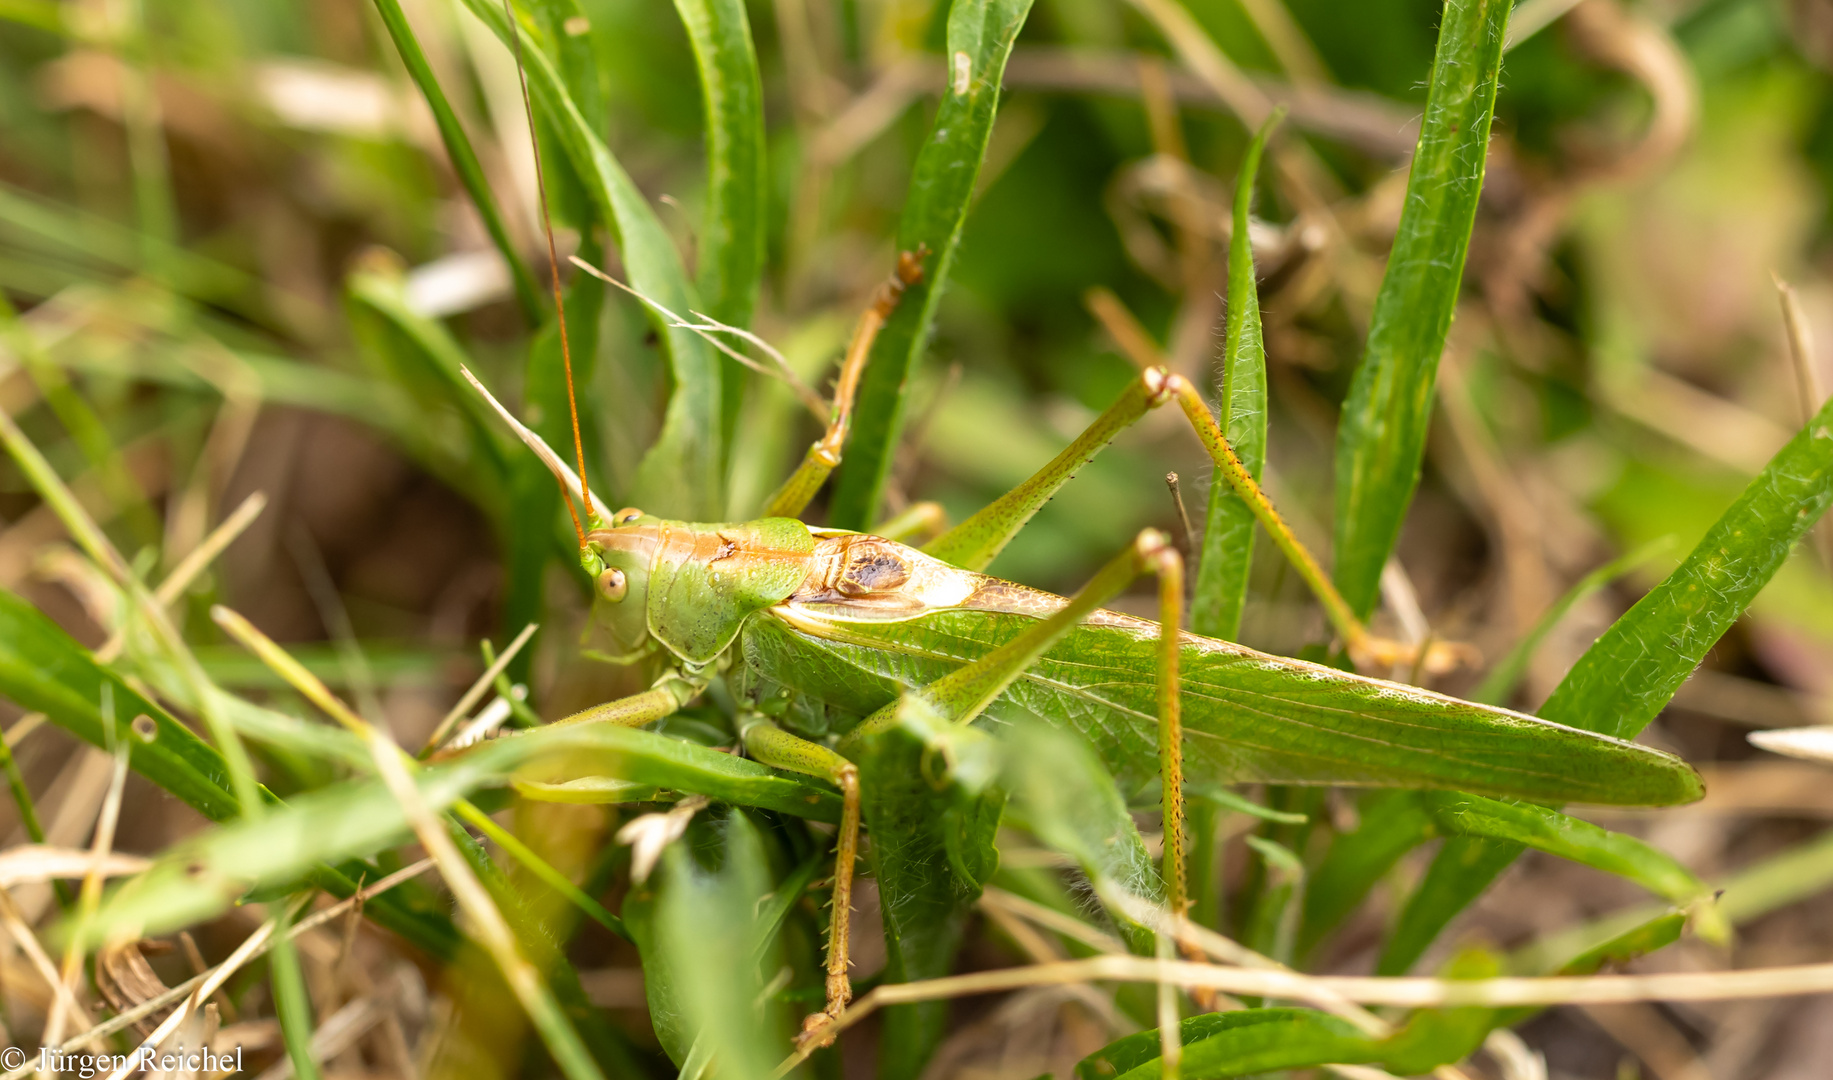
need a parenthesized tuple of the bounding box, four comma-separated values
(596, 567, 629, 603)
(613, 507, 644, 526)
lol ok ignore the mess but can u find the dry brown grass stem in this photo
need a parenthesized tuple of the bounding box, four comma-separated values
(421, 620, 537, 754)
(0, 859, 435, 1080)
(773, 954, 1833, 1076)
(100, 907, 287, 1080)
(0, 885, 99, 1042)
(363, 728, 602, 1080)
(95, 490, 266, 664)
(46, 743, 130, 1049)
(1774, 272, 1833, 569)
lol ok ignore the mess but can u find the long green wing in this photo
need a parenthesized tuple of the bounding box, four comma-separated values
(743, 607, 1700, 808)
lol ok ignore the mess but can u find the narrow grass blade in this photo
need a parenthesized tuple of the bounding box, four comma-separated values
(1378, 835, 1522, 976)
(1542, 394, 1833, 740)
(0, 589, 241, 821)
(672, 0, 765, 333)
(827, 0, 1036, 529)
(346, 268, 513, 487)
(80, 720, 842, 943)
(369, 0, 544, 322)
(1192, 112, 1277, 641)
(365, 726, 607, 1080)
(1297, 791, 1434, 961)
(0, 592, 453, 954)
(1471, 539, 1670, 706)
(1421, 793, 1716, 921)
(268, 904, 323, 1080)
(1331, 0, 1513, 618)
(459, 0, 721, 519)
(1495, 913, 1685, 1027)
(1381, 392, 1833, 970)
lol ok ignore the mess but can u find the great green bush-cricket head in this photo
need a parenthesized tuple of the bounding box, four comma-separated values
(583, 511, 818, 666)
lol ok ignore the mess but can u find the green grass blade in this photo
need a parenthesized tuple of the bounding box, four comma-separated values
(0, 589, 243, 821)
(826, 0, 1035, 530)
(517, 724, 844, 822)
(81, 741, 527, 942)
(346, 268, 514, 487)
(674, 0, 767, 445)
(1330, 0, 1512, 618)
(672, 0, 765, 333)
(1541, 395, 1833, 739)
(1073, 996, 1489, 1080)
(1421, 793, 1713, 913)
(1296, 791, 1434, 960)
(1471, 539, 1670, 705)
(1380, 392, 1833, 972)
(369, 0, 544, 323)
(1193, 112, 1277, 641)
(459, 0, 721, 519)
(0, 590, 455, 954)
(1377, 835, 1521, 976)
(1494, 912, 1684, 1027)
(268, 905, 324, 1080)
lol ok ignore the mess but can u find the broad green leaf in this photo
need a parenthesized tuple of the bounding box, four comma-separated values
(1075, 1010, 1370, 1080)
(1193, 111, 1275, 641)
(850, 699, 1003, 1080)
(620, 884, 685, 1064)
(368, 0, 543, 321)
(1383, 391, 1833, 971)
(459, 0, 721, 520)
(1001, 721, 1160, 950)
(1331, 0, 1512, 618)
(672, 0, 765, 334)
(827, 0, 1035, 529)
(655, 813, 783, 1080)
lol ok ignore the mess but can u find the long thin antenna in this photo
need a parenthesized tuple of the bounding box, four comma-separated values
(502, 0, 593, 546)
